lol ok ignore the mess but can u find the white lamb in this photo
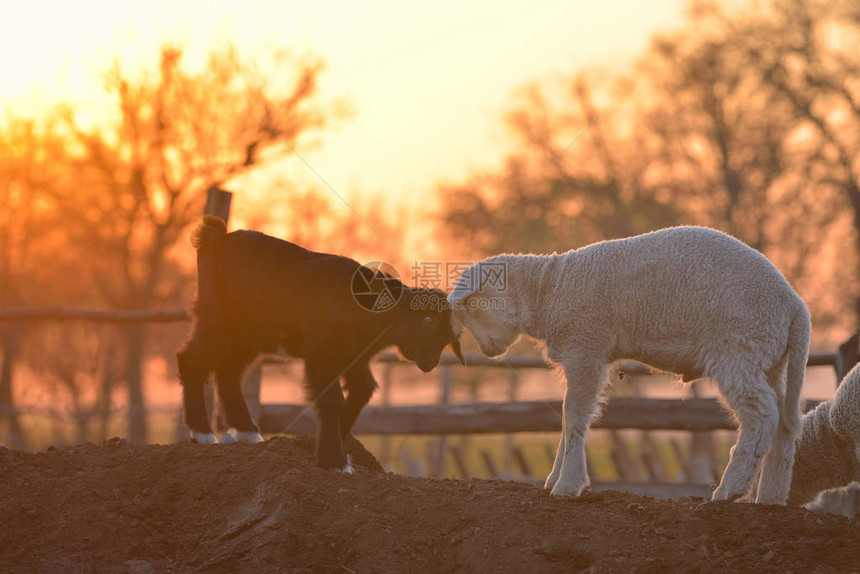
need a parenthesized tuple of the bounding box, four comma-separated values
(787, 362, 860, 507)
(448, 226, 810, 504)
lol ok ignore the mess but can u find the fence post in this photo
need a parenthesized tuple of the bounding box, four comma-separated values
(204, 185, 233, 222)
(504, 369, 519, 476)
(380, 363, 393, 469)
(432, 365, 454, 477)
(834, 331, 859, 384)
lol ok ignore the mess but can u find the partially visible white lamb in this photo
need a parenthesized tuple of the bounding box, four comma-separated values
(448, 226, 810, 504)
(788, 363, 860, 507)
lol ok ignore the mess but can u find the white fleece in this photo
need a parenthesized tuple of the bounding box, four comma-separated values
(788, 363, 860, 506)
(449, 226, 810, 504)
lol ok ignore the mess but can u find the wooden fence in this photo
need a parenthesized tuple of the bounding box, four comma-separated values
(0, 302, 857, 504)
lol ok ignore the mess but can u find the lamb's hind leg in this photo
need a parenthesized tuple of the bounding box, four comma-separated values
(177, 337, 217, 444)
(712, 366, 779, 502)
(214, 351, 264, 443)
(549, 356, 608, 497)
(756, 365, 796, 505)
(755, 422, 795, 504)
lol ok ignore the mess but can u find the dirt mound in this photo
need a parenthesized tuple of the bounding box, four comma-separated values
(0, 436, 857, 573)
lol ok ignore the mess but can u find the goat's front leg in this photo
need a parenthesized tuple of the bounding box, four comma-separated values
(550, 356, 608, 497)
(341, 363, 378, 437)
(177, 337, 217, 444)
(306, 360, 349, 471)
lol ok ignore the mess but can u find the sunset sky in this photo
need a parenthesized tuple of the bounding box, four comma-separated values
(1, 1, 684, 212)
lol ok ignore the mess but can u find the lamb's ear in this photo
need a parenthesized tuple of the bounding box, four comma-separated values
(447, 282, 479, 308)
(450, 338, 466, 365)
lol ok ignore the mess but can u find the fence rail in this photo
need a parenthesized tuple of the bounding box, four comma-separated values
(260, 397, 825, 436)
(0, 307, 189, 323)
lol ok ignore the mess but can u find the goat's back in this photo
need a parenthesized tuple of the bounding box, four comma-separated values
(194, 229, 386, 353)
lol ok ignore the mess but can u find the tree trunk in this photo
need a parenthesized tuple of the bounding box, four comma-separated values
(0, 330, 26, 449)
(124, 324, 147, 444)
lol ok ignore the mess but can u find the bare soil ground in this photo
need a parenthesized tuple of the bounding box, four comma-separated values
(0, 436, 857, 573)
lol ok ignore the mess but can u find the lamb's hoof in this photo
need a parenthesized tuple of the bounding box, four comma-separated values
(549, 480, 587, 498)
(711, 486, 744, 503)
(225, 429, 264, 443)
(190, 431, 218, 445)
(544, 471, 561, 490)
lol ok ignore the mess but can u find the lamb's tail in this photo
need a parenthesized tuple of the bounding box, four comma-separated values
(191, 215, 227, 251)
(783, 306, 811, 438)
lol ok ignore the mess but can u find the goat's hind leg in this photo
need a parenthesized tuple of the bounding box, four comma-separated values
(341, 363, 378, 438)
(214, 351, 264, 443)
(177, 338, 217, 444)
(306, 360, 349, 471)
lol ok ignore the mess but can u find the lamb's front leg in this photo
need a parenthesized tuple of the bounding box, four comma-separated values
(544, 420, 566, 490)
(549, 357, 608, 497)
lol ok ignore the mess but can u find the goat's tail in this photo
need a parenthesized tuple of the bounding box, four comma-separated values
(783, 306, 811, 438)
(191, 215, 227, 251)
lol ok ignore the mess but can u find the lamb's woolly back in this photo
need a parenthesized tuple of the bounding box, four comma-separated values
(788, 365, 860, 506)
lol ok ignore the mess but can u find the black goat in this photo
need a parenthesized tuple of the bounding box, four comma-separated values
(177, 216, 463, 470)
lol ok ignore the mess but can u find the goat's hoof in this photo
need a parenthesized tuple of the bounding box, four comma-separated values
(226, 429, 265, 443)
(190, 431, 218, 445)
(331, 455, 353, 474)
(318, 452, 350, 471)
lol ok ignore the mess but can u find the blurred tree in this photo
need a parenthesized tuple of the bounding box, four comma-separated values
(637, 2, 849, 332)
(438, 0, 860, 340)
(0, 117, 69, 448)
(724, 0, 860, 324)
(439, 78, 679, 257)
(643, 25, 797, 251)
(233, 179, 409, 271)
(48, 45, 334, 443)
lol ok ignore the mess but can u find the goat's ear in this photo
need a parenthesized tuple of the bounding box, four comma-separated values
(451, 338, 466, 365)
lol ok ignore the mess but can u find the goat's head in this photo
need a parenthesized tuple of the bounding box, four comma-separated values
(394, 289, 465, 372)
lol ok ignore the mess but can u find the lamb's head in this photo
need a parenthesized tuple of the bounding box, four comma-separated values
(394, 288, 465, 372)
(447, 259, 521, 358)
